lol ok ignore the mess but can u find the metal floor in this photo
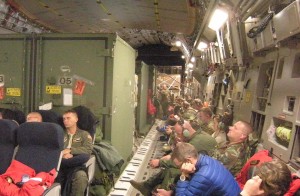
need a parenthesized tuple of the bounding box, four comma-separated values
(109, 120, 166, 196)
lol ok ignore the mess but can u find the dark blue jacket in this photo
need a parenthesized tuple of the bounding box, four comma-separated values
(176, 155, 241, 196)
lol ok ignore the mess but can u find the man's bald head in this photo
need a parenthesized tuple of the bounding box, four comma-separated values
(26, 112, 43, 122)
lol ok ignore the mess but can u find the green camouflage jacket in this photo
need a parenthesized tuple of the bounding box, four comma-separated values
(188, 131, 217, 156)
(198, 119, 215, 135)
(212, 141, 248, 176)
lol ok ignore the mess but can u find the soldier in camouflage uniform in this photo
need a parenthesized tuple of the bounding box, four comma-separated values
(130, 117, 217, 195)
(212, 120, 253, 176)
(191, 98, 203, 111)
(159, 84, 171, 119)
(197, 107, 215, 135)
(181, 102, 200, 130)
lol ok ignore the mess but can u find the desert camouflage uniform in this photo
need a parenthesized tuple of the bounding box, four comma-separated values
(212, 141, 248, 176)
(160, 89, 171, 117)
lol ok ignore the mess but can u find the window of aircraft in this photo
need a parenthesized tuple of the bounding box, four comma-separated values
(283, 96, 296, 114)
(292, 53, 300, 78)
(276, 57, 285, 79)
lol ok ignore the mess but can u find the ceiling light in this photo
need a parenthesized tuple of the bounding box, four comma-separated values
(181, 55, 185, 59)
(191, 57, 195, 62)
(197, 41, 208, 51)
(170, 46, 178, 51)
(208, 9, 228, 31)
(175, 41, 182, 47)
(187, 63, 193, 69)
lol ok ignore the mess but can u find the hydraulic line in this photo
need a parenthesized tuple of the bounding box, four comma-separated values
(247, 13, 273, 39)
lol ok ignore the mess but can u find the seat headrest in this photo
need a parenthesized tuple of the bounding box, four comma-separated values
(0, 119, 18, 174)
(17, 122, 64, 150)
(0, 119, 18, 144)
(72, 105, 97, 131)
(35, 110, 61, 124)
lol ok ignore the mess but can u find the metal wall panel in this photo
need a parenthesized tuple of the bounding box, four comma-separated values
(0, 33, 137, 160)
(36, 34, 136, 159)
(110, 36, 136, 159)
(0, 35, 31, 113)
(261, 48, 300, 162)
(273, 0, 300, 42)
(36, 34, 110, 118)
(137, 61, 149, 134)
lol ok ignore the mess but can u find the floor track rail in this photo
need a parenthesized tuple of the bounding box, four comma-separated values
(109, 120, 165, 196)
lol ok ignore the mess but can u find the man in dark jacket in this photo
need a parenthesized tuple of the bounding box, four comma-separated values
(168, 142, 240, 196)
(130, 117, 217, 195)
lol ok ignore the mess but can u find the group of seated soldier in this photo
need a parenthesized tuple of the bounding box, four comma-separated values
(0, 108, 94, 196)
(131, 96, 296, 196)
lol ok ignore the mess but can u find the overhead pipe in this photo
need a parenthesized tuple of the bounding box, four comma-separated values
(221, 0, 234, 8)
(190, 0, 218, 63)
(253, 0, 274, 17)
(241, 0, 270, 21)
(230, 14, 243, 66)
(216, 29, 225, 62)
(236, 0, 247, 11)
(240, 0, 256, 17)
(211, 44, 217, 64)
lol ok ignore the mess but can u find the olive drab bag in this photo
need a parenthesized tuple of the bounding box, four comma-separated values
(89, 141, 124, 196)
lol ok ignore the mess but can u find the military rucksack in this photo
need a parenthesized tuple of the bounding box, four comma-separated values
(89, 164, 114, 196)
(89, 141, 124, 196)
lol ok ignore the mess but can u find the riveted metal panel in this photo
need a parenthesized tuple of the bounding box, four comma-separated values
(35, 34, 136, 159)
(0, 35, 31, 114)
(0, 33, 136, 160)
(110, 36, 136, 159)
(136, 61, 150, 135)
(36, 34, 113, 116)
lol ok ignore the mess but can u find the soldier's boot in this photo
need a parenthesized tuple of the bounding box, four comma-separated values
(130, 180, 151, 196)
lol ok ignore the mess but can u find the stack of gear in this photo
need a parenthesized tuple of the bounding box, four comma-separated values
(275, 126, 291, 144)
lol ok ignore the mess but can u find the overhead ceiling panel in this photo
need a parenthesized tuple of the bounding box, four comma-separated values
(0, 27, 16, 34)
(8, 0, 197, 62)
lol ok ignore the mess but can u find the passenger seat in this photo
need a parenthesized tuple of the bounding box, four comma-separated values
(0, 119, 18, 174)
(15, 122, 64, 195)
